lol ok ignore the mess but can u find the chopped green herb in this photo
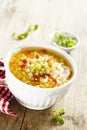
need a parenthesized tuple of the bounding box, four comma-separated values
(31, 59, 50, 76)
(11, 24, 38, 40)
(52, 108, 65, 125)
(28, 24, 38, 31)
(33, 25, 38, 31)
(52, 31, 77, 48)
(11, 32, 29, 40)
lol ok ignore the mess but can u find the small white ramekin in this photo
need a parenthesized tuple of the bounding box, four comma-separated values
(4, 43, 77, 110)
(50, 31, 80, 53)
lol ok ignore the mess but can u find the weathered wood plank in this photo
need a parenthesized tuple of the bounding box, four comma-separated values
(0, 98, 26, 130)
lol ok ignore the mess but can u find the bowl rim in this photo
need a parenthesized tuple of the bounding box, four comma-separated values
(50, 31, 80, 50)
(4, 42, 77, 91)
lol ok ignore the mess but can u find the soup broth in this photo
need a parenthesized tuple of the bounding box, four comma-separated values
(9, 48, 73, 88)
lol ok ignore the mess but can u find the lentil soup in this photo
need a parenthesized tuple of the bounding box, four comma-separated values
(9, 48, 73, 88)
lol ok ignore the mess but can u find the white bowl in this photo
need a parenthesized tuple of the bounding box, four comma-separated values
(50, 31, 80, 53)
(4, 43, 77, 110)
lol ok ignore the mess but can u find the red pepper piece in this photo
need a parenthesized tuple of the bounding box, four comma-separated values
(35, 54, 39, 59)
(33, 73, 39, 82)
(20, 64, 26, 68)
(20, 59, 27, 68)
(22, 59, 27, 64)
(52, 77, 57, 84)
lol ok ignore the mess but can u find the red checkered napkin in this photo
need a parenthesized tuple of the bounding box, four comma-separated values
(0, 58, 16, 116)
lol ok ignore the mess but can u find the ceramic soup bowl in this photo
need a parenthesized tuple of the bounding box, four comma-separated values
(5, 43, 77, 110)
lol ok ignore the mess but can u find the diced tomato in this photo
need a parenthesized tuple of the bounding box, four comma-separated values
(52, 78, 57, 84)
(41, 49, 47, 53)
(33, 73, 39, 82)
(33, 73, 39, 78)
(20, 59, 27, 68)
(35, 54, 39, 59)
(22, 59, 27, 64)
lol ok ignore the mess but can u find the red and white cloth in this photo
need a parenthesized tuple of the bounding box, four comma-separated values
(0, 58, 16, 116)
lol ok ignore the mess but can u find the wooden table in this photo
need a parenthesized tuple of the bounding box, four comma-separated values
(0, 0, 87, 130)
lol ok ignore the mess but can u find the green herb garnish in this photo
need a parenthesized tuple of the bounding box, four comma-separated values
(52, 108, 65, 125)
(52, 32, 77, 48)
(28, 24, 38, 31)
(11, 24, 38, 40)
(31, 60, 49, 76)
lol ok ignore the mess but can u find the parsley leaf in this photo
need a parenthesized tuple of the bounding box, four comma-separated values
(52, 108, 65, 125)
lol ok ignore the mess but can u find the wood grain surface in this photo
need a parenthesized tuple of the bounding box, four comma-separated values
(0, 0, 87, 130)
